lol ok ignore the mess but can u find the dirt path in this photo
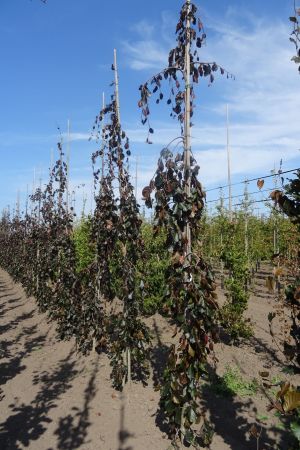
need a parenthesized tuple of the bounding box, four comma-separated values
(0, 268, 298, 450)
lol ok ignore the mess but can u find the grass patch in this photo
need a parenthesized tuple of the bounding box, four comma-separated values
(256, 414, 269, 422)
(210, 365, 259, 398)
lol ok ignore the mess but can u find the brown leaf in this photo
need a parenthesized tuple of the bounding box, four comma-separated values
(259, 371, 270, 378)
(273, 401, 285, 413)
(188, 345, 195, 358)
(274, 267, 284, 277)
(179, 373, 188, 385)
(283, 390, 300, 412)
(276, 382, 290, 400)
(249, 424, 259, 438)
(257, 179, 264, 190)
(266, 276, 274, 292)
(270, 190, 283, 204)
(142, 186, 151, 199)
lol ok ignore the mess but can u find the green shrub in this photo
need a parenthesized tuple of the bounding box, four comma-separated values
(211, 365, 258, 398)
(138, 223, 170, 315)
(220, 223, 252, 340)
(73, 217, 95, 272)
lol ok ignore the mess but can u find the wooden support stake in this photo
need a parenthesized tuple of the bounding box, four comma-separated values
(184, 0, 192, 260)
(226, 105, 232, 222)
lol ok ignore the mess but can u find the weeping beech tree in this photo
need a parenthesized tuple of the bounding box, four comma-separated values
(139, 0, 231, 444)
(91, 52, 150, 389)
(28, 144, 94, 347)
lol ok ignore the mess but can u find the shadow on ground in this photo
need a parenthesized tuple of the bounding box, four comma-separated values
(52, 356, 100, 450)
(201, 375, 292, 450)
(0, 348, 79, 450)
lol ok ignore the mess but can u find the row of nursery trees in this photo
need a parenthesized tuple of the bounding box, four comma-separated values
(1, 1, 299, 447)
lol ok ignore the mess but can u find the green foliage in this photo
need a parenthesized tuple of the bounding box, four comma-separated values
(73, 217, 95, 272)
(70, 218, 170, 316)
(138, 223, 170, 315)
(220, 304, 253, 340)
(201, 207, 297, 264)
(145, 144, 219, 444)
(210, 365, 259, 398)
(290, 411, 300, 445)
(270, 171, 300, 369)
(139, 1, 228, 443)
(220, 222, 252, 340)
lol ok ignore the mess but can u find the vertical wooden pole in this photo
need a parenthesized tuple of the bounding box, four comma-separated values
(135, 155, 139, 200)
(114, 49, 121, 124)
(50, 148, 54, 171)
(95, 92, 106, 318)
(219, 189, 225, 289)
(36, 174, 42, 293)
(25, 184, 29, 217)
(184, 0, 192, 259)
(66, 119, 71, 211)
(114, 49, 124, 200)
(244, 181, 249, 257)
(226, 105, 232, 221)
(30, 168, 36, 217)
(101, 92, 105, 183)
(181, 0, 192, 441)
(16, 190, 20, 220)
(114, 49, 131, 387)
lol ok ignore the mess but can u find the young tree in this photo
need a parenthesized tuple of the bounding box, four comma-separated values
(270, 171, 300, 367)
(139, 0, 231, 444)
(92, 53, 150, 389)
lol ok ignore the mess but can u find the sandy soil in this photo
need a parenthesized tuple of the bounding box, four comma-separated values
(0, 266, 298, 450)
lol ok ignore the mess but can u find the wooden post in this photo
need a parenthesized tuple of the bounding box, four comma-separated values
(16, 190, 20, 220)
(219, 188, 225, 289)
(114, 49, 121, 124)
(35, 173, 42, 294)
(25, 184, 29, 217)
(184, 0, 192, 260)
(101, 92, 105, 182)
(95, 92, 106, 315)
(114, 49, 131, 386)
(226, 105, 232, 222)
(135, 155, 139, 200)
(114, 49, 125, 200)
(50, 148, 54, 172)
(66, 119, 71, 211)
(181, 0, 192, 441)
(244, 181, 249, 257)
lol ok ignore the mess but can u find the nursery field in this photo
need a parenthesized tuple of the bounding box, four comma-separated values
(0, 1, 299, 449)
(0, 265, 298, 450)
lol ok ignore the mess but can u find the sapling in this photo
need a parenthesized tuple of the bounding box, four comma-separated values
(91, 51, 151, 389)
(140, 0, 231, 444)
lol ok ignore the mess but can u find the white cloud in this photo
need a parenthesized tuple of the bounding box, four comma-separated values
(122, 40, 167, 70)
(61, 132, 91, 142)
(130, 20, 155, 39)
(121, 7, 300, 197)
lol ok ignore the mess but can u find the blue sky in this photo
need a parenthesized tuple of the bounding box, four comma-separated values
(0, 0, 299, 216)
